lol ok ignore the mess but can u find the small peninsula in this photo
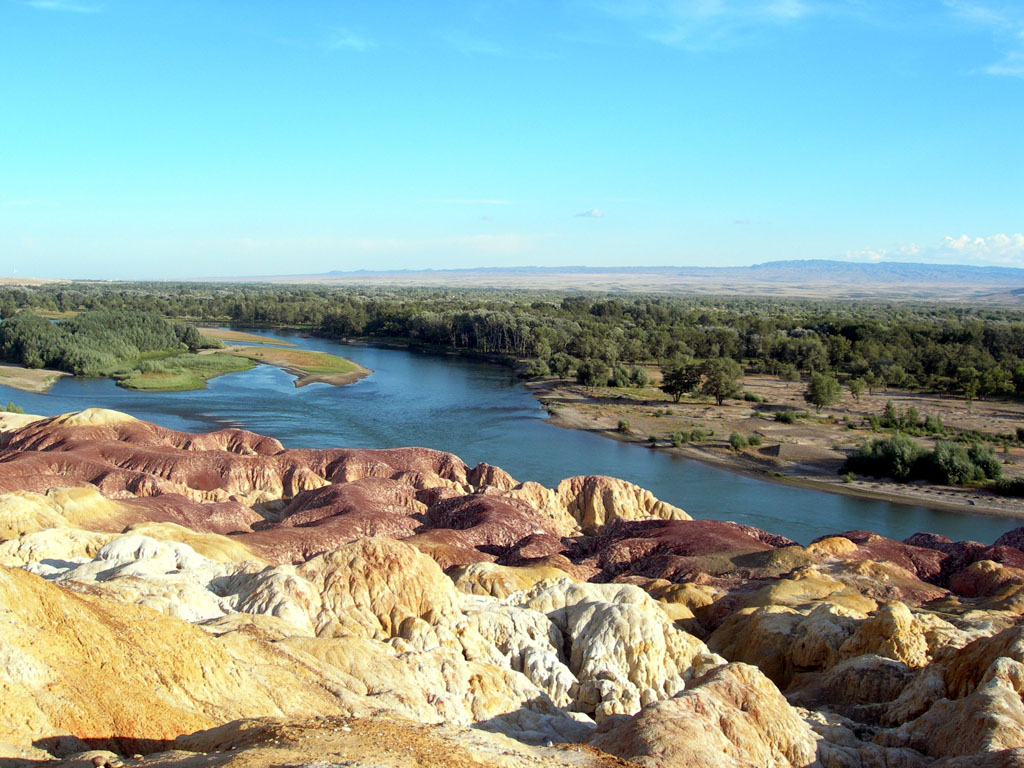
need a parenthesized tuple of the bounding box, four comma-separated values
(0, 311, 369, 392)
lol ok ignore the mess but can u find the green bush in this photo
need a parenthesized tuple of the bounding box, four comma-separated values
(747, 433, 762, 447)
(968, 443, 1002, 480)
(743, 391, 762, 402)
(917, 441, 982, 486)
(775, 410, 799, 424)
(523, 359, 550, 379)
(617, 418, 631, 433)
(1, 401, 24, 414)
(842, 434, 924, 481)
(729, 431, 748, 450)
(994, 477, 1024, 497)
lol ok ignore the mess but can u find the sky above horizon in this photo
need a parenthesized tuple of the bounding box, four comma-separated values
(1, 0, 1023, 280)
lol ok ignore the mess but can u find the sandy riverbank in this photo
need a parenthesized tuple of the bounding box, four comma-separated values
(526, 378, 1024, 520)
(0, 364, 69, 394)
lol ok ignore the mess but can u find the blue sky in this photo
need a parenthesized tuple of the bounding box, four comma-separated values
(1, 0, 1022, 279)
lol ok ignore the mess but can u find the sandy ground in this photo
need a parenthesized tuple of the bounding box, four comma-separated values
(0, 364, 69, 393)
(528, 372, 1024, 519)
(197, 328, 295, 346)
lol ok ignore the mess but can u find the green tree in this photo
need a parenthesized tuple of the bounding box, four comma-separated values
(804, 372, 841, 412)
(659, 357, 702, 403)
(701, 357, 743, 406)
(576, 357, 609, 388)
(847, 377, 866, 402)
(629, 366, 649, 388)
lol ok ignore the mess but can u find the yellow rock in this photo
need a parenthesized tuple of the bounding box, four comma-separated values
(451, 561, 576, 598)
(124, 522, 263, 564)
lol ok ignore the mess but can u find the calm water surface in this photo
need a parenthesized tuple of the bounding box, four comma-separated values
(3, 329, 1020, 545)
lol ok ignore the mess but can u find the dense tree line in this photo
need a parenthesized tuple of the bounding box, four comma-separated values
(3, 283, 1024, 399)
(0, 309, 212, 376)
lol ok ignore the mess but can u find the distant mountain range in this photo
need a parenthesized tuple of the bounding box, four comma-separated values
(322, 260, 1024, 284)
(233, 260, 1024, 303)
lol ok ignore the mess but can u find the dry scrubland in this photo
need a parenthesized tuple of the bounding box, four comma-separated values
(532, 371, 1024, 517)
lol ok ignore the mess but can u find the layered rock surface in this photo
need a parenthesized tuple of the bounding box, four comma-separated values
(3, 409, 1024, 767)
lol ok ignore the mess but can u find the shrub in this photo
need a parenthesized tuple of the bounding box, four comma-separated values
(743, 391, 762, 402)
(841, 434, 924, 481)
(747, 433, 763, 447)
(995, 477, 1024, 497)
(671, 431, 685, 448)
(775, 410, 799, 424)
(968, 443, 1002, 480)
(1018, 426, 1024, 444)
(629, 366, 649, 388)
(617, 418, 630, 433)
(918, 441, 982, 486)
(610, 363, 631, 388)
(2, 401, 24, 414)
(729, 431, 748, 450)
(522, 359, 550, 379)
(924, 415, 944, 435)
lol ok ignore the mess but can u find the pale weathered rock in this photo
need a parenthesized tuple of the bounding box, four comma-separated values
(589, 662, 819, 767)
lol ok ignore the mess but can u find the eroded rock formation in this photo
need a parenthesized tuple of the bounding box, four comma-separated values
(3, 408, 1024, 768)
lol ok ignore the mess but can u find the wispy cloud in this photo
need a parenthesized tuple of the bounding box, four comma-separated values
(845, 234, 1024, 266)
(943, 1, 1024, 78)
(598, 0, 815, 50)
(325, 28, 374, 52)
(575, 208, 604, 218)
(24, 0, 102, 12)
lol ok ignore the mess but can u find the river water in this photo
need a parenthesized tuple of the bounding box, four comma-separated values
(2, 330, 1019, 545)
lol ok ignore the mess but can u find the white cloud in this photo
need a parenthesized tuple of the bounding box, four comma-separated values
(941, 233, 1024, 262)
(24, 0, 101, 11)
(845, 234, 1024, 266)
(326, 29, 373, 52)
(575, 208, 604, 218)
(943, 1, 1024, 79)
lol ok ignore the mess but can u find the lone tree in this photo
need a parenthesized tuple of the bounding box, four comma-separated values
(805, 372, 841, 412)
(576, 357, 609, 388)
(847, 377, 866, 403)
(700, 357, 743, 406)
(659, 357, 702, 402)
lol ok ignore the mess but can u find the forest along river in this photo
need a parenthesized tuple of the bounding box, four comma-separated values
(2, 328, 1019, 545)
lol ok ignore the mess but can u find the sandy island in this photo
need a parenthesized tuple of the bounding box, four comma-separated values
(220, 345, 372, 387)
(526, 374, 1024, 520)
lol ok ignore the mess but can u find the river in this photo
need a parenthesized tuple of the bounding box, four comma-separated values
(2, 329, 1018, 545)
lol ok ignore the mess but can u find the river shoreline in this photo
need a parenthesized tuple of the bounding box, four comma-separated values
(525, 380, 1024, 521)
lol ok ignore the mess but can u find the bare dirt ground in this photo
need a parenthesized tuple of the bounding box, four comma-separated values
(197, 328, 295, 346)
(0, 363, 68, 393)
(529, 371, 1024, 519)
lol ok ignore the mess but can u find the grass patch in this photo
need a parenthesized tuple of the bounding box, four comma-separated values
(224, 346, 361, 376)
(119, 353, 255, 391)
